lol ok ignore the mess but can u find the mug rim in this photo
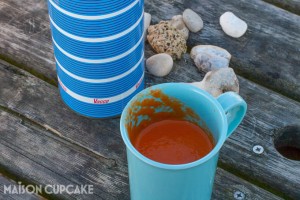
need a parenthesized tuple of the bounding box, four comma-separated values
(120, 83, 227, 170)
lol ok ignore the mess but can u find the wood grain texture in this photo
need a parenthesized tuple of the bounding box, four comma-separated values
(212, 169, 283, 200)
(0, 0, 299, 198)
(0, 174, 43, 200)
(0, 109, 129, 200)
(262, 0, 300, 15)
(0, 106, 283, 200)
(0, 0, 55, 84)
(144, 0, 300, 101)
(144, 48, 300, 199)
(1, 48, 299, 199)
(0, 0, 299, 100)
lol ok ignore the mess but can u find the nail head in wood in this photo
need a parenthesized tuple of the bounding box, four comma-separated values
(234, 190, 245, 200)
(252, 145, 264, 154)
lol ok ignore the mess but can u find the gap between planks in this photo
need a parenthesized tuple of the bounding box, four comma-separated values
(0, 56, 299, 199)
(0, 104, 118, 170)
(0, 0, 299, 101)
(262, 0, 300, 15)
(0, 107, 283, 200)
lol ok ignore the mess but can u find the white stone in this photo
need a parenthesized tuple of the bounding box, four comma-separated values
(190, 68, 239, 97)
(190, 45, 231, 72)
(144, 12, 151, 39)
(182, 9, 203, 33)
(190, 45, 231, 60)
(170, 15, 189, 40)
(146, 53, 173, 77)
(194, 53, 229, 72)
(219, 12, 248, 38)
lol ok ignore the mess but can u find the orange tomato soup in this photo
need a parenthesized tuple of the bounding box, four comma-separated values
(131, 119, 214, 164)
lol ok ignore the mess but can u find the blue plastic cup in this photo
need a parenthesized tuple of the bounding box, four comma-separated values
(49, 0, 137, 16)
(52, 38, 144, 78)
(58, 75, 144, 118)
(120, 83, 247, 200)
(56, 58, 144, 97)
(47, 0, 144, 118)
(48, 0, 143, 38)
(50, 17, 143, 59)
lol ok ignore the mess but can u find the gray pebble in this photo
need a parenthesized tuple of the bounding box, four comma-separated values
(191, 68, 239, 97)
(183, 9, 203, 33)
(170, 15, 189, 40)
(194, 52, 230, 72)
(146, 53, 174, 77)
(144, 12, 151, 39)
(191, 45, 231, 72)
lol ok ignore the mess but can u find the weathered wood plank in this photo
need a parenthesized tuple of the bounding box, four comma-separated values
(0, 0, 55, 84)
(262, 0, 300, 15)
(212, 169, 283, 200)
(1, 51, 299, 199)
(0, 0, 299, 100)
(0, 174, 43, 200)
(145, 0, 300, 101)
(0, 107, 283, 200)
(0, 109, 128, 200)
(145, 49, 300, 199)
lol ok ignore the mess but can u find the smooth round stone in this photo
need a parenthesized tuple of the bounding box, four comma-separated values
(190, 45, 231, 60)
(220, 12, 248, 38)
(182, 9, 203, 33)
(170, 15, 189, 40)
(194, 53, 229, 72)
(190, 45, 231, 72)
(144, 12, 151, 39)
(146, 53, 174, 77)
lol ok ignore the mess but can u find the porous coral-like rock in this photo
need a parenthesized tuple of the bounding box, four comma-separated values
(147, 21, 187, 59)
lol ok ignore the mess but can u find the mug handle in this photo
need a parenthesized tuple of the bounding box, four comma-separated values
(217, 92, 247, 138)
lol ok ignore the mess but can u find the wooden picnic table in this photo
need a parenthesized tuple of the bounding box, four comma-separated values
(0, 0, 299, 199)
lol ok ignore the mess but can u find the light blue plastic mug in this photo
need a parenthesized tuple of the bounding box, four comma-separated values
(120, 83, 247, 200)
